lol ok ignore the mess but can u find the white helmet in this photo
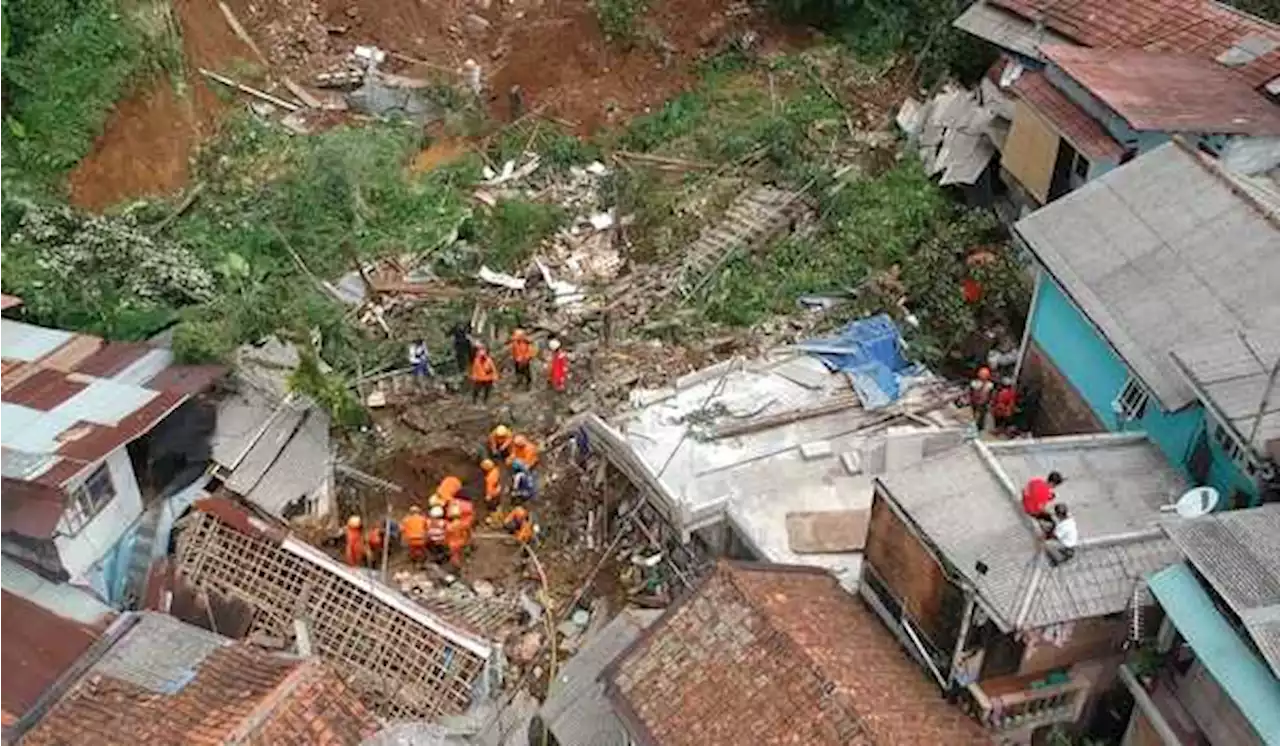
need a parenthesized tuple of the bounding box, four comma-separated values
(429, 506, 445, 518)
(549, 339, 562, 351)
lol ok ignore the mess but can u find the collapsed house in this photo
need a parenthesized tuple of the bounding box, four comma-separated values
(12, 611, 377, 745)
(580, 317, 965, 589)
(861, 432, 1189, 744)
(164, 499, 507, 721)
(209, 337, 335, 520)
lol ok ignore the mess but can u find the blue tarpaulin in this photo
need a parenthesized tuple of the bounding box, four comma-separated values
(797, 314, 915, 409)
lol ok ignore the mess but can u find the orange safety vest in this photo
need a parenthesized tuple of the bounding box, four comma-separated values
(367, 526, 385, 553)
(508, 440, 538, 469)
(511, 337, 537, 364)
(401, 514, 428, 544)
(470, 353, 498, 383)
(345, 526, 365, 566)
(437, 476, 462, 504)
(426, 517, 448, 545)
(484, 467, 501, 502)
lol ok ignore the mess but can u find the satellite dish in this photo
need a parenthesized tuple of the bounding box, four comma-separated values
(1175, 487, 1220, 518)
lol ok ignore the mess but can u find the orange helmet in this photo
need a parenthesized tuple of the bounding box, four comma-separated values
(977, 367, 992, 381)
(440, 476, 462, 494)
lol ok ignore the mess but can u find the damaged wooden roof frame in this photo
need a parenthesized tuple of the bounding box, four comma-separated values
(170, 499, 502, 721)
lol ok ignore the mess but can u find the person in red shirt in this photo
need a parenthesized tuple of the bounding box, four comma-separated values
(1022, 471, 1064, 529)
(547, 338, 568, 392)
(991, 380, 1017, 432)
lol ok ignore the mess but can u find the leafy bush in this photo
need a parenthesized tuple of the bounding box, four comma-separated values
(2, 199, 214, 337)
(474, 199, 567, 271)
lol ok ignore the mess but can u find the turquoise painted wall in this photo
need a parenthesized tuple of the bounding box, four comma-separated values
(1028, 274, 1258, 501)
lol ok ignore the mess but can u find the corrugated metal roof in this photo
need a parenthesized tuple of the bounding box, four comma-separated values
(952, 2, 1071, 60)
(1, 320, 74, 363)
(988, 0, 1280, 90)
(1010, 70, 1126, 161)
(1162, 504, 1280, 678)
(1015, 143, 1280, 411)
(1171, 332, 1280, 456)
(72, 342, 153, 379)
(541, 609, 661, 746)
(1043, 45, 1280, 135)
(0, 590, 102, 726)
(1, 367, 90, 411)
(877, 433, 1186, 629)
(1, 294, 23, 311)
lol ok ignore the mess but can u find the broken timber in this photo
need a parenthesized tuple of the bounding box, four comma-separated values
(174, 506, 499, 720)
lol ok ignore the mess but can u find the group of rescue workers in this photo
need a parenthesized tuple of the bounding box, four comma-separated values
(344, 424, 544, 572)
(450, 326, 569, 404)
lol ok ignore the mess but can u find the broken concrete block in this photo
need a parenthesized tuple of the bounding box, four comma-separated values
(841, 451, 862, 475)
(800, 441, 833, 460)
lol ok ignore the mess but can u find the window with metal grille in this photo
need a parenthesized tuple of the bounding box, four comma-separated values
(1114, 375, 1149, 421)
(61, 464, 116, 535)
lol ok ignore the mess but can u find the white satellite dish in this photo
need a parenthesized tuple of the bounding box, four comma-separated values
(1175, 487, 1220, 518)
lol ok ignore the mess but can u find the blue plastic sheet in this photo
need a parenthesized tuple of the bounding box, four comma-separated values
(798, 314, 913, 409)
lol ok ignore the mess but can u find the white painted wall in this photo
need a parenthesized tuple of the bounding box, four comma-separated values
(54, 447, 143, 581)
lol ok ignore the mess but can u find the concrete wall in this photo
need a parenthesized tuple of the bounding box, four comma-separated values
(55, 447, 143, 581)
(1025, 273, 1258, 501)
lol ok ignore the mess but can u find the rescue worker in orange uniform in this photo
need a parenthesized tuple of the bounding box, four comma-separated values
(469, 344, 498, 404)
(400, 506, 429, 563)
(445, 500, 475, 569)
(507, 434, 539, 470)
(426, 505, 449, 563)
(344, 516, 365, 566)
(504, 506, 536, 544)
(366, 520, 387, 568)
(488, 425, 514, 461)
(481, 458, 502, 507)
(509, 329, 538, 390)
(430, 476, 462, 509)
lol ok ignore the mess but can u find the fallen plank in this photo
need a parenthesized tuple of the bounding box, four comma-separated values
(613, 150, 717, 169)
(786, 509, 870, 553)
(199, 68, 301, 112)
(282, 77, 324, 108)
(217, 1, 268, 64)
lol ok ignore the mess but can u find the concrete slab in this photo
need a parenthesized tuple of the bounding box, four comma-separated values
(786, 510, 871, 553)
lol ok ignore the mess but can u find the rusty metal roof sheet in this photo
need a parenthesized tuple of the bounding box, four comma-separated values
(0, 367, 90, 411)
(1043, 45, 1280, 135)
(989, 0, 1280, 90)
(0, 590, 102, 727)
(1, 294, 23, 311)
(72, 342, 153, 378)
(1011, 70, 1126, 160)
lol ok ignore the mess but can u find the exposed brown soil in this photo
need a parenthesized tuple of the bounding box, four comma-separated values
(68, 0, 250, 210)
(384, 445, 486, 507)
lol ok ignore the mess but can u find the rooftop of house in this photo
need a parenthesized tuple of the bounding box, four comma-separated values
(1009, 70, 1126, 160)
(19, 611, 378, 745)
(604, 562, 990, 746)
(1170, 331, 1280, 461)
(540, 608, 663, 746)
(1014, 142, 1280, 413)
(1, 318, 223, 537)
(1, 590, 104, 728)
(211, 337, 332, 518)
(984, 0, 1280, 91)
(876, 433, 1188, 630)
(1041, 45, 1280, 135)
(1161, 503, 1280, 678)
(597, 351, 963, 586)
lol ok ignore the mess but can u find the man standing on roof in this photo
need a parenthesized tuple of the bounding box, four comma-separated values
(1022, 471, 1064, 528)
(509, 329, 537, 390)
(969, 366, 995, 431)
(470, 344, 498, 403)
(1044, 503, 1078, 566)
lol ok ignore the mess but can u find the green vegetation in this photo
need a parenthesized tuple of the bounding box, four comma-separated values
(593, 0, 649, 44)
(471, 200, 567, 272)
(3, 0, 182, 193)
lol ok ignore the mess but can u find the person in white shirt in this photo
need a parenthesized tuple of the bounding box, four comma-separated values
(1045, 503, 1078, 566)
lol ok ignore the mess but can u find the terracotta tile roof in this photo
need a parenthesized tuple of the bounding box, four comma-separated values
(1043, 45, 1280, 134)
(1011, 70, 1127, 160)
(22, 614, 378, 746)
(605, 562, 989, 746)
(989, 0, 1280, 89)
(1, 591, 103, 726)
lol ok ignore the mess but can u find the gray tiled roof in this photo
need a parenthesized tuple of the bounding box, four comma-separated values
(1015, 143, 1280, 411)
(878, 434, 1186, 630)
(1162, 504, 1280, 677)
(540, 609, 661, 746)
(1171, 331, 1280, 458)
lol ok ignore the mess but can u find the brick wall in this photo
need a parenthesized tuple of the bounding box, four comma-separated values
(1020, 341, 1104, 436)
